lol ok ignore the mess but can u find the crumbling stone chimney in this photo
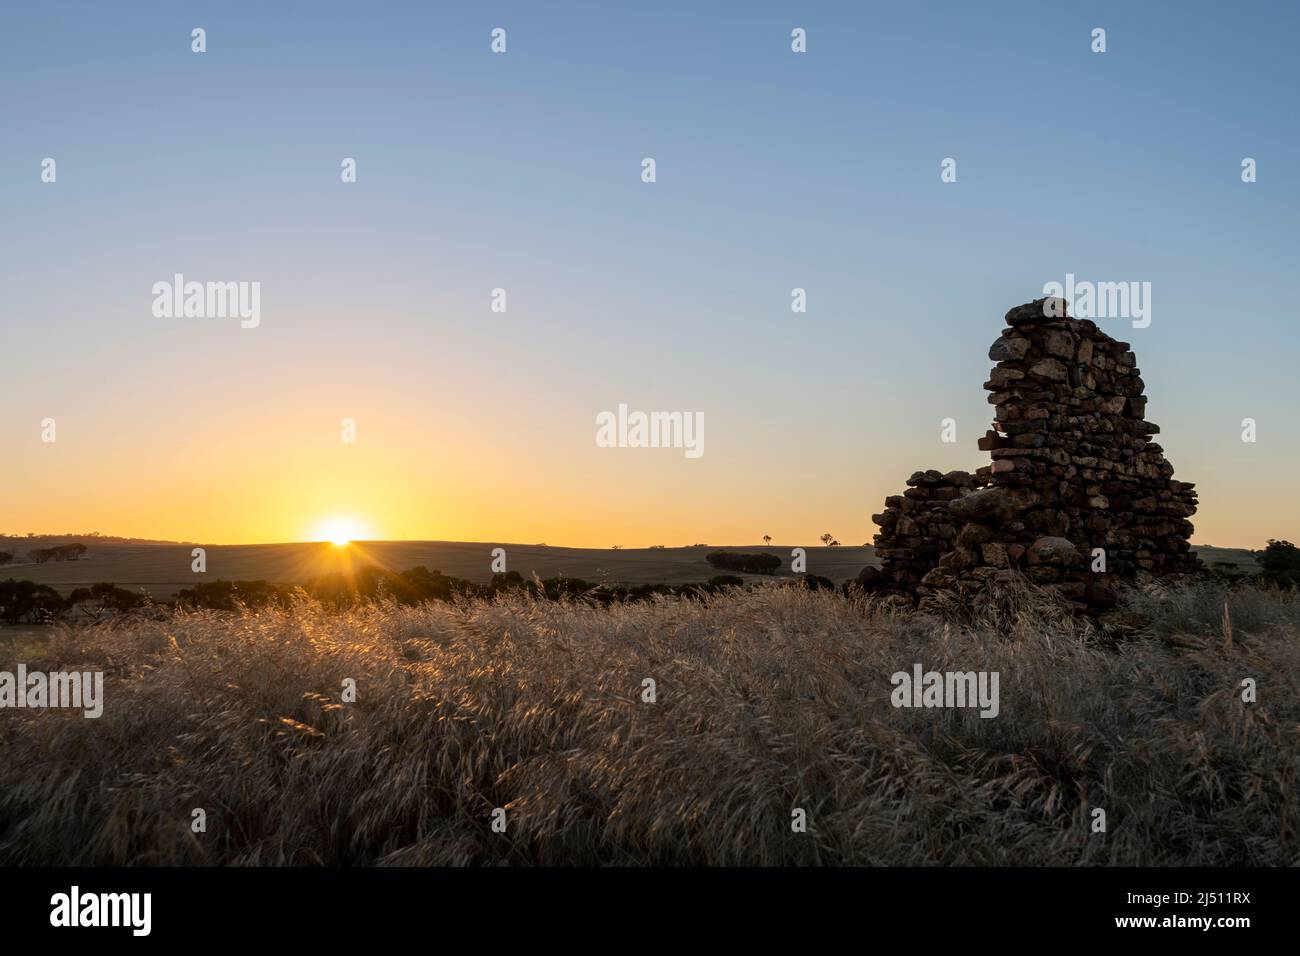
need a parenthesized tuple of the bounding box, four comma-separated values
(865, 297, 1202, 614)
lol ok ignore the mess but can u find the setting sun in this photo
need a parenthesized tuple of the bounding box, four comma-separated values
(311, 516, 371, 547)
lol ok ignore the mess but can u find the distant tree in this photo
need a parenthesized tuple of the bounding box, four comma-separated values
(0, 552, 12, 567)
(820, 534, 834, 547)
(1256, 539, 1300, 588)
(830, 539, 840, 547)
(612, 545, 623, 550)
(89, 582, 146, 611)
(28, 548, 53, 564)
(763, 535, 772, 547)
(649, 544, 665, 550)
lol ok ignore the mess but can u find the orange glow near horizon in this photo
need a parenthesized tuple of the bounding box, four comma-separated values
(0, 377, 1288, 551)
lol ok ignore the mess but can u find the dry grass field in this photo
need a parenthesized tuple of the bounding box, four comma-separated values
(1, 579, 1295, 866)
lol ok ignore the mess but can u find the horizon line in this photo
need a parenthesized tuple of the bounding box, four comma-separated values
(0, 533, 1256, 553)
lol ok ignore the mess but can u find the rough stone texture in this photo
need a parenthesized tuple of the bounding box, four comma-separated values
(871, 469, 987, 586)
(865, 297, 1202, 614)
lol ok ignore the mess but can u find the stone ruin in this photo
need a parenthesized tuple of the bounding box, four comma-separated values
(860, 297, 1202, 615)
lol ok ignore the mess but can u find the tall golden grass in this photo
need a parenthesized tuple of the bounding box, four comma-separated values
(1, 582, 1296, 865)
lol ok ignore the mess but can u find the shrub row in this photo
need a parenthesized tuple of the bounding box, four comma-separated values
(0, 567, 851, 622)
(705, 550, 782, 575)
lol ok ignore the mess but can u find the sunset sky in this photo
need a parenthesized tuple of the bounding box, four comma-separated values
(2, 1, 1297, 548)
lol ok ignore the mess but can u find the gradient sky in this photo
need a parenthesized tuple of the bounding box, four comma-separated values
(2, 1, 1297, 548)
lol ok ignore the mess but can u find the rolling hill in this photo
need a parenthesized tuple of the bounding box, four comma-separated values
(1, 538, 1261, 600)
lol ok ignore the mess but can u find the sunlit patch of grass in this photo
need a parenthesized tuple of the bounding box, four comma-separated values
(0, 631, 52, 664)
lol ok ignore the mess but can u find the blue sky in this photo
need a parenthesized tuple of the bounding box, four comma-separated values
(1, 1, 1296, 547)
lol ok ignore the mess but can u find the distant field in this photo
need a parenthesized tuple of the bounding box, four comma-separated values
(1, 538, 1263, 600)
(1190, 546, 1261, 574)
(2, 541, 880, 599)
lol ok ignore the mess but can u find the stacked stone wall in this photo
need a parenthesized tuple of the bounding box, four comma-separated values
(863, 297, 1201, 613)
(871, 470, 987, 585)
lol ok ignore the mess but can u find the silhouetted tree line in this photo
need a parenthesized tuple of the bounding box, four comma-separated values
(2, 565, 895, 623)
(175, 566, 765, 611)
(26, 543, 87, 564)
(0, 581, 67, 623)
(0, 580, 142, 623)
(705, 550, 782, 574)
